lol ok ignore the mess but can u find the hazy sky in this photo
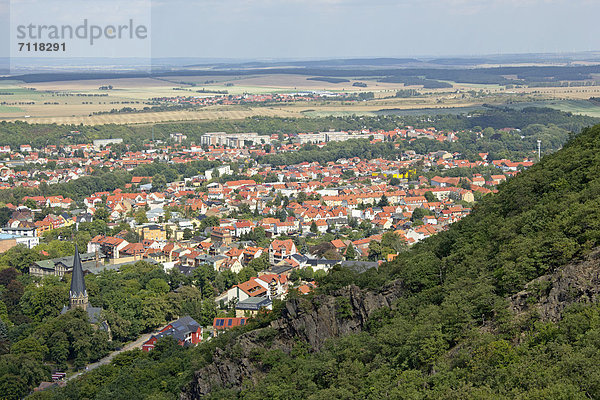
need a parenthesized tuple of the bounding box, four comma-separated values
(2, 0, 599, 61)
(149, 0, 600, 59)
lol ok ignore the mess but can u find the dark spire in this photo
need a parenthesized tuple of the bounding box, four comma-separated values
(70, 244, 87, 298)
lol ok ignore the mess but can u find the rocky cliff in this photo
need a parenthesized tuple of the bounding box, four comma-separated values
(181, 245, 600, 399)
(511, 247, 600, 322)
(181, 281, 403, 399)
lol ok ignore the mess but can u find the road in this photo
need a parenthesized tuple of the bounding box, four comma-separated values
(66, 331, 153, 382)
(64, 320, 213, 382)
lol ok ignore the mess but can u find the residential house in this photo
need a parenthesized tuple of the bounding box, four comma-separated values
(269, 239, 298, 265)
(142, 316, 203, 352)
(212, 317, 247, 335)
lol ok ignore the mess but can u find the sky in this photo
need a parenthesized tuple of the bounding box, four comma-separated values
(1, 0, 600, 63)
(149, 0, 600, 59)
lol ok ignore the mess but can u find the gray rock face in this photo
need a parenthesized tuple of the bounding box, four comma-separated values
(510, 247, 600, 322)
(181, 281, 403, 399)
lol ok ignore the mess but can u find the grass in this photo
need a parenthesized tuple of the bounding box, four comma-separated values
(0, 105, 24, 113)
(506, 99, 600, 118)
(0, 106, 300, 125)
(301, 110, 376, 117)
(375, 105, 484, 116)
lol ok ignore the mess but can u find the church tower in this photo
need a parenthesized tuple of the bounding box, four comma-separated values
(69, 244, 88, 311)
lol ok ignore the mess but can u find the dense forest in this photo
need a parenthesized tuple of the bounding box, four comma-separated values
(26, 124, 600, 399)
(4, 64, 600, 86)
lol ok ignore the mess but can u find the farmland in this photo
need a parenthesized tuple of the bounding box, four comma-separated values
(1, 66, 600, 125)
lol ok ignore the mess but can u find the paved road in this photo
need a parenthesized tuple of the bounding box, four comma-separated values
(66, 331, 153, 382)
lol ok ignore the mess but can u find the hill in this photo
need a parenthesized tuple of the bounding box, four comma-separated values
(30, 123, 600, 399)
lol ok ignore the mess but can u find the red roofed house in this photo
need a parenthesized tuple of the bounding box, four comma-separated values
(142, 316, 202, 352)
(226, 277, 267, 303)
(269, 239, 298, 265)
(131, 176, 152, 184)
(225, 180, 257, 189)
(213, 317, 247, 335)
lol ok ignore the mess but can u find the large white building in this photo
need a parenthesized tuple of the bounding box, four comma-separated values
(200, 132, 270, 148)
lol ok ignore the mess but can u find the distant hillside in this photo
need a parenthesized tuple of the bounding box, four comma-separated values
(4, 64, 600, 86)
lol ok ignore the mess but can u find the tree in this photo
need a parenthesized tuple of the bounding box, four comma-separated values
(0, 207, 13, 226)
(0, 268, 19, 287)
(460, 178, 471, 190)
(0, 245, 39, 272)
(345, 244, 357, 260)
(482, 127, 495, 137)
(424, 191, 436, 202)
(124, 230, 139, 244)
(411, 207, 431, 222)
(297, 192, 307, 204)
(275, 208, 287, 222)
(11, 337, 48, 360)
(101, 309, 133, 342)
(0, 374, 28, 400)
(0, 319, 8, 354)
(146, 278, 170, 295)
(94, 206, 110, 222)
(47, 331, 69, 368)
(199, 216, 220, 231)
(247, 253, 269, 273)
(19, 279, 68, 322)
(40, 240, 74, 258)
(381, 232, 406, 253)
(134, 208, 148, 225)
(2, 280, 24, 317)
(140, 297, 173, 331)
(368, 241, 383, 261)
(199, 299, 217, 326)
(75, 231, 92, 251)
(152, 174, 167, 191)
(323, 249, 341, 260)
(378, 194, 390, 207)
(24, 199, 37, 209)
(310, 221, 318, 234)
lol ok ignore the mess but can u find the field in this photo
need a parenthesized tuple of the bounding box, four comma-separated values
(1, 73, 600, 125)
(505, 99, 600, 118)
(5, 107, 299, 125)
(0, 105, 24, 113)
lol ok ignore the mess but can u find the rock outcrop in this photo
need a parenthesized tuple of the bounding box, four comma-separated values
(511, 247, 600, 322)
(181, 281, 403, 399)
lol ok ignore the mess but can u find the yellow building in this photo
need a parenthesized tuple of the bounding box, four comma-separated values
(140, 225, 166, 241)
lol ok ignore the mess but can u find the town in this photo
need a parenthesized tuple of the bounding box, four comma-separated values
(1, 128, 534, 292)
(0, 122, 540, 395)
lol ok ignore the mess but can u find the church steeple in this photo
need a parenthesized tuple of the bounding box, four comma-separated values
(70, 244, 88, 311)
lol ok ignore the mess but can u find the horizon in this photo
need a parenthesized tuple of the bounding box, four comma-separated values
(4, 51, 600, 75)
(2, 0, 600, 68)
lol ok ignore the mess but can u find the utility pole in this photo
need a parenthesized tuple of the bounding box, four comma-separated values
(537, 139, 541, 161)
